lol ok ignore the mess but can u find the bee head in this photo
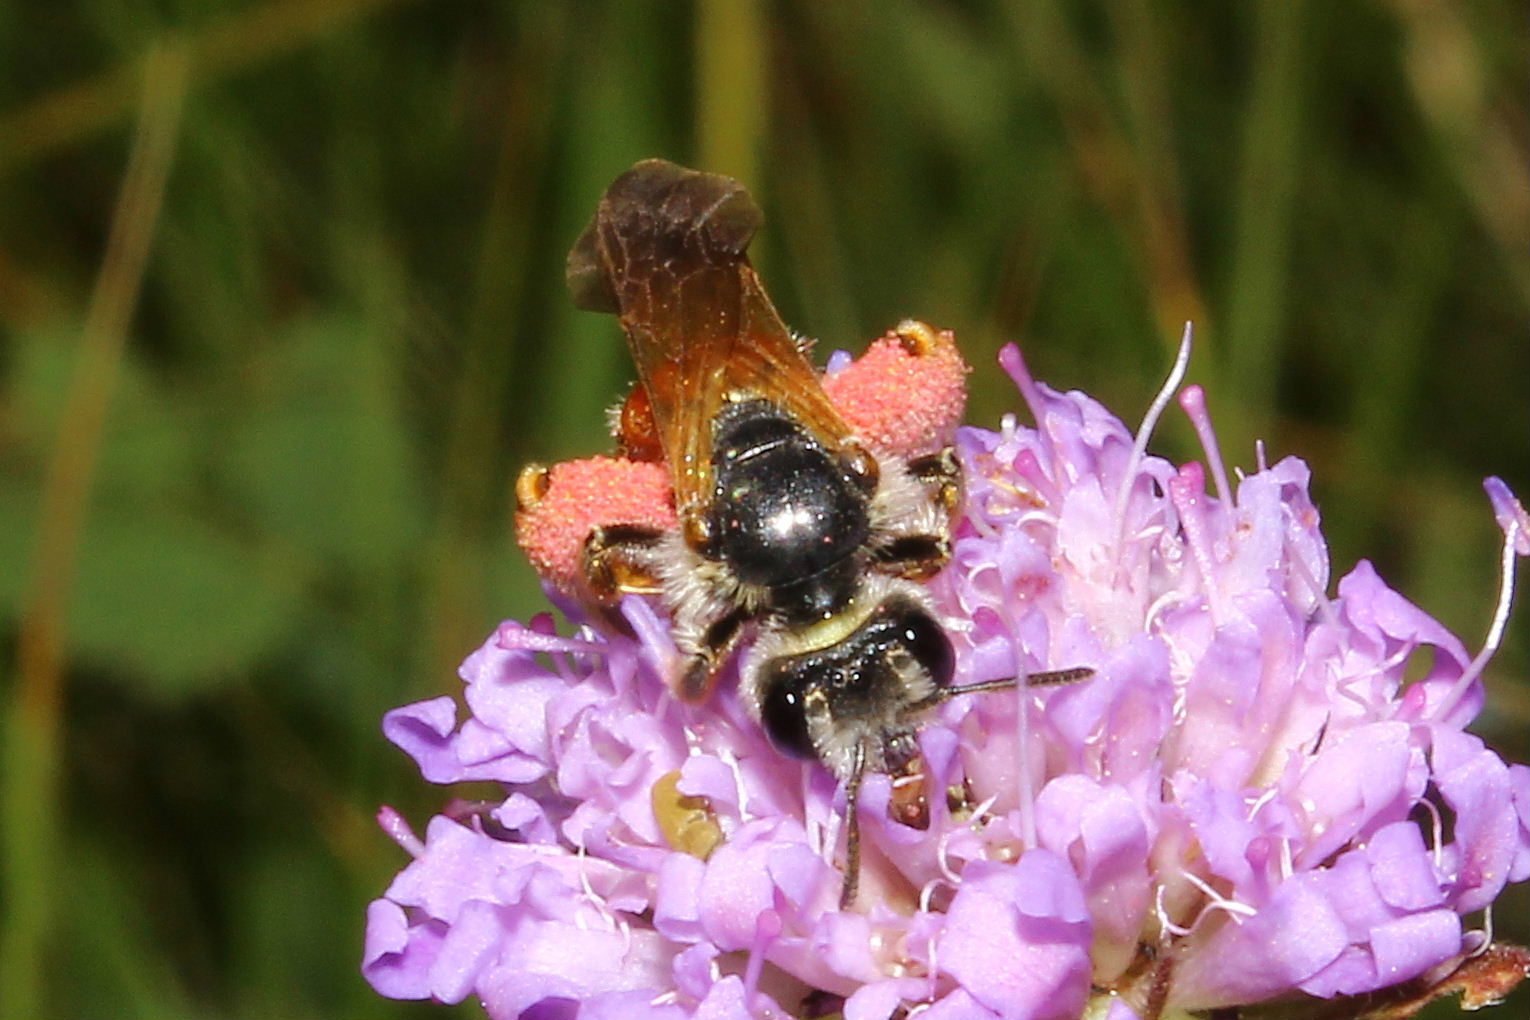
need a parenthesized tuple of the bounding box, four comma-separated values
(751, 592, 955, 780)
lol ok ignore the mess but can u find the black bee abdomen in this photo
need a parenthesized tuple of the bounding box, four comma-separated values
(708, 402, 870, 589)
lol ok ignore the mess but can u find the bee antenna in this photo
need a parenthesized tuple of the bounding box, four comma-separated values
(935, 666, 1094, 703)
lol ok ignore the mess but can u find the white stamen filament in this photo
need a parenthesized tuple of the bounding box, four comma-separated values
(1156, 883, 1196, 937)
(917, 877, 944, 914)
(1112, 322, 1194, 581)
(1432, 515, 1522, 722)
(935, 795, 997, 885)
(574, 844, 620, 936)
(1143, 588, 1186, 633)
(1471, 907, 1494, 957)
(1414, 793, 1446, 869)
(1163, 869, 1259, 934)
(1246, 786, 1280, 819)
(716, 746, 750, 817)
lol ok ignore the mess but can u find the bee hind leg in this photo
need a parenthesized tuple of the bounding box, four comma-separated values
(582, 523, 669, 601)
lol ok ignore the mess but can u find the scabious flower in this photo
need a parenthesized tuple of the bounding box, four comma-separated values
(363, 327, 1529, 1019)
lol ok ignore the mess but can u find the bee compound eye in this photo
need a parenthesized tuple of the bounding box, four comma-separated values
(896, 607, 955, 689)
(758, 661, 817, 761)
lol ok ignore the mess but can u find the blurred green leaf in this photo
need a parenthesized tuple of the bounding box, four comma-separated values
(217, 311, 421, 573)
(61, 842, 196, 1019)
(66, 503, 297, 693)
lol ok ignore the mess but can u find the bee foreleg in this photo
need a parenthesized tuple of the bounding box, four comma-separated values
(675, 603, 750, 702)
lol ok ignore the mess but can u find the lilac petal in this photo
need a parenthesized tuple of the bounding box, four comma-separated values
(383, 688, 555, 786)
(1290, 721, 1426, 869)
(843, 979, 909, 1020)
(692, 975, 755, 1020)
(429, 898, 504, 1004)
(1512, 763, 1530, 883)
(463, 673, 567, 765)
(940, 852, 1092, 1020)
(678, 754, 743, 818)
(670, 943, 721, 1002)
(1173, 875, 1349, 1009)
(1035, 775, 1152, 978)
(1176, 774, 1261, 889)
(361, 898, 443, 1000)
(767, 841, 836, 912)
(653, 852, 707, 943)
(1050, 636, 1171, 781)
(813, 910, 881, 984)
(578, 990, 689, 1020)
(915, 987, 1000, 1020)
(491, 792, 558, 845)
(1299, 907, 1461, 999)
(383, 816, 500, 918)
(1366, 821, 1446, 912)
(517, 996, 578, 1020)
(1170, 614, 1268, 780)
(1102, 996, 1145, 1020)
(382, 697, 470, 782)
(1335, 563, 1477, 725)
(696, 850, 773, 952)
(1368, 910, 1462, 988)
(475, 920, 672, 1019)
(1430, 726, 1524, 912)
(697, 819, 825, 951)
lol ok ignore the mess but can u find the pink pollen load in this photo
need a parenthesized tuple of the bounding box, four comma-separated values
(514, 456, 676, 595)
(822, 326, 970, 457)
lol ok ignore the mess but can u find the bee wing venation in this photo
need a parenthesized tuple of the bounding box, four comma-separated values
(570, 160, 853, 532)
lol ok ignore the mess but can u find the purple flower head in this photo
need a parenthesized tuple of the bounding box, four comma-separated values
(364, 327, 1529, 1019)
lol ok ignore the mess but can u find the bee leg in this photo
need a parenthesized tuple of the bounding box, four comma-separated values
(887, 738, 931, 831)
(676, 604, 749, 702)
(839, 742, 868, 909)
(906, 446, 962, 516)
(582, 523, 668, 601)
(872, 534, 952, 580)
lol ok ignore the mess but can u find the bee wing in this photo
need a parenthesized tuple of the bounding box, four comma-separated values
(568, 160, 853, 538)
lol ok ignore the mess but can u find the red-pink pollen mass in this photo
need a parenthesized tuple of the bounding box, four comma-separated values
(515, 456, 676, 594)
(822, 327, 970, 458)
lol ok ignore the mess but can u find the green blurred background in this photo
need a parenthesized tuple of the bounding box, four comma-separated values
(1, 1, 1525, 1017)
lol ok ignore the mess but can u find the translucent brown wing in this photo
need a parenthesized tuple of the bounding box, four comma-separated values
(567, 160, 854, 543)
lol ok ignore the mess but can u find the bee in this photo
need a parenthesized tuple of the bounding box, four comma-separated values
(520, 159, 1090, 907)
